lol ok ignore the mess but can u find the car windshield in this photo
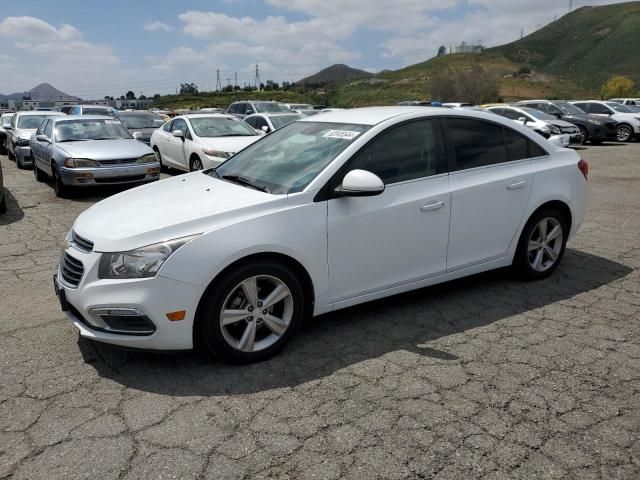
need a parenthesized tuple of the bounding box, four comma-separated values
(190, 116, 257, 137)
(555, 102, 586, 115)
(1, 114, 13, 123)
(270, 114, 302, 130)
(254, 102, 289, 113)
(83, 108, 117, 118)
(606, 102, 634, 113)
(520, 107, 555, 120)
(17, 115, 52, 129)
(54, 119, 132, 142)
(211, 121, 370, 194)
(119, 114, 165, 129)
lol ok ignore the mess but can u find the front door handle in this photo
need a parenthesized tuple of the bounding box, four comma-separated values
(420, 201, 445, 212)
(507, 180, 527, 190)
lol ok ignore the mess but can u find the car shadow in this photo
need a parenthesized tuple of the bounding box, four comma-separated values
(79, 248, 632, 396)
(0, 189, 25, 226)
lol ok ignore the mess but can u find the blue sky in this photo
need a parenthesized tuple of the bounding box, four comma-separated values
(0, 0, 630, 98)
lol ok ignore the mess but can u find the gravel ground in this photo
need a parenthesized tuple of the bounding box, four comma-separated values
(0, 143, 639, 479)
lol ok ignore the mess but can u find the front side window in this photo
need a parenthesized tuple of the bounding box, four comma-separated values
(54, 119, 132, 142)
(606, 102, 634, 113)
(587, 103, 611, 114)
(36, 119, 49, 135)
(44, 120, 53, 137)
(555, 102, 586, 115)
(446, 118, 508, 170)
(212, 121, 370, 194)
(189, 116, 257, 137)
(347, 119, 446, 184)
(163, 121, 173, 132)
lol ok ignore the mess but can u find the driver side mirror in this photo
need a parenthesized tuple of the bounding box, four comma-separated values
(261, 125, 270, 133)
(2, 123, 12, 130)
(245, 109, 254, 115)
(335, 170, 385, 197)
(172, 129, 184, 140)
(36, 134, 50, 143)
(518, 116, 528, 124)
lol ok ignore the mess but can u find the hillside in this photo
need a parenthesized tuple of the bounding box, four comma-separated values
(492, 2, 640, 88)
(297, 64, 373, 85)
(0, 83, 79, 101)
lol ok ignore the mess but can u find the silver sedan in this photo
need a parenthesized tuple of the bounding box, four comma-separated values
(30, 116, 160, 197)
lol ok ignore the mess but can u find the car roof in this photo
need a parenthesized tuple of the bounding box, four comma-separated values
(178, 113, 238, 119)
(17, 110, 65, 116)
(248, 112, 301, 118)
(118, 111, 156, 115)
(299, 106, 502, 126)
(53, 115, 118, 122)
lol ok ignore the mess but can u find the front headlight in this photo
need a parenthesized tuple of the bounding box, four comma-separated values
(586, 119, 602, 125)
(202, 148, 233, 158)
(136, 153, 157, 164)
(98, 235, 199, 279)
(16, 138, 30, 146)
(64, 158, 100, 168)
(549, 125, 561, 135)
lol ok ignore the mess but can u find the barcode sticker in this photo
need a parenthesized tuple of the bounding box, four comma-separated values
(323, 130, 361, 140)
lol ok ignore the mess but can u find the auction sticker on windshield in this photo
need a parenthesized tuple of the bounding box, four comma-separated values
(323, 130, 361, 140)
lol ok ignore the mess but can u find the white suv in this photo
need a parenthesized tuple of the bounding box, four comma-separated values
(56, 107, 588, 363)
(570, 101, 640, 142)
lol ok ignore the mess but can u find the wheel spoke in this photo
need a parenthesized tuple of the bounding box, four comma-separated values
(532, 249, 544, 271)
(545, 246, 559, 261)
(539, 219, 548, 241)
(240, 277, 259, 308)
(262, 314, 288, 336)
(546, 225, 561, 242)
(528, 240, 542, 252)
(261, 284, 290, 310)
(238, 321, 256, 352)
(220, 309, 250, 326)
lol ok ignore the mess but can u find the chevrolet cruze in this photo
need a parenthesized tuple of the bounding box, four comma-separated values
(56, 107, 588, 363)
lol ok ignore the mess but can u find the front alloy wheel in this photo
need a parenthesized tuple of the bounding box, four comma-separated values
(616, 124, 632, 142)
(190, 156, 203, 172)
(198, 261, 305, 363)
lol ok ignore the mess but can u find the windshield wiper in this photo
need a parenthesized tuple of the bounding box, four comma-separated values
(220, 174, 270, 193)
(93, 137, 122, 140)
(58, 138, 88, 142)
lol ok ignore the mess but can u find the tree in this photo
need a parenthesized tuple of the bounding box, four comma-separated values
(153, 94, 161, 100)
(601, 76, 635, 99)
(139, 94, 147, 100)
(119, 95, 125, 100)
(437, 45, 447, 57)
(179, 83, 199, 94)
(125, 90, 136, 100)
(429, 66, 500, 104)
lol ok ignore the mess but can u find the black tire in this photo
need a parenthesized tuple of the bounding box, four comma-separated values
(189, 155, 203, 172)
(16, 153, 27, 170)
(153, 146, 164, 170)
(577, 125, 588, 145)
(0, 192, 6, 214)
(513, 208, 568, 281)
(52, 164, 71, 198)
(33, 161, 46, 182)
(7, 144, 15, 161)
(616, 124, 633, 143)
(197, 261, 305, 363)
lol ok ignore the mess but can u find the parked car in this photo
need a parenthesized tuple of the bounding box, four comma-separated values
(284, 103, 313, 113)
(0, 112, 14, 155)
(0, 158, 5, 214)
(150, 114, 261, 172)
(244, 112, 304, 134)
(569, 101, 640, 142)
(118, 111, 165, 145)
(7, 111, 66, 168)
(30, 116, 160, 197)
(68, 105, 119, 118)
(56, 106, 587, 362)
(52, 106, 73, 114)
(486, 106, 580, 146)
(226, 101, 290, 119)
(397, 101, 431, 106)
(608, 98, 640, 106)
(515, 100, 618, 144)
(443, 103, 474, 108)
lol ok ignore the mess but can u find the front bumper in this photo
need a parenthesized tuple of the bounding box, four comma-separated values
(15, 146, 32, 165)
(550, 134, 571, 147)
(55, 246, 205, 350)
(58, 163, 160, 187)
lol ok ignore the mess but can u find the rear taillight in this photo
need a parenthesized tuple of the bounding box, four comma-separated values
(578, 159, 589, 181)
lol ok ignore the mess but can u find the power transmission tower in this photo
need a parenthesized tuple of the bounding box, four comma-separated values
(520, 28, 524, 39)
(254, 63, 261, 88)
(226, 77, 231, 87)
(234, 72, 238, 88)
(569, 0, 573, 12)
(215, 69, 222, 92)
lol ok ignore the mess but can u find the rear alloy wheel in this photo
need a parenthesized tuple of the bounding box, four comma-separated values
(198, 262, 305, 363)
(514, 209, 567, 280)
(190, 156, 203, 172)
(577, 125, 588, 145)
(616, 124, 633, 142)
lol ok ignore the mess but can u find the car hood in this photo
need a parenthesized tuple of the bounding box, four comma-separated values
(57, 139, 153, 160)
(127, 127, 156, 137)
(198, 135, 261, 153)
(15, 128, 36, 140)
(547, 119, 578, 128)
(73, 172, 286, 252)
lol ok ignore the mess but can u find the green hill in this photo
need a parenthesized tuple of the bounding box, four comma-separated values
(491, 1, 640, 88)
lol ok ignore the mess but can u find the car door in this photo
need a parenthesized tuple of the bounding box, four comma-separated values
(327, 119, 450, 302)
(31, 120, 48, 164)
(585, 102, 613, 117)
(444, 118, 535, 271)
(166, 119, 189, 169)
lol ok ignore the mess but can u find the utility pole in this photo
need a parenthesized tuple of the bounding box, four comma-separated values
(226, 77, 231, 87)
(216, 69, 222, 92)
(234, 72, 238, 88)
(520, 28, 524, 39)
(569, 0, 573, 12)
(254, 63, 261, 88)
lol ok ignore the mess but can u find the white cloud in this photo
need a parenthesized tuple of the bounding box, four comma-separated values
(143, 21, 174, 32)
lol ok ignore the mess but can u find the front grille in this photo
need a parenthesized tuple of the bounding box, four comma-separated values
(60, 252, 84, 287)
(94, 175, 146, 184)
(71, 231, 93, 253)
(97, 158, 138, 165)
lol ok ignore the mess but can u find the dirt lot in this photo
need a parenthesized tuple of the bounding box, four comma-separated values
(1, 143, 639, 479)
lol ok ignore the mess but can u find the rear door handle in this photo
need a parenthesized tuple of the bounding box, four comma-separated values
(507, 180, 527, 190)
(420, 201, 445, 212)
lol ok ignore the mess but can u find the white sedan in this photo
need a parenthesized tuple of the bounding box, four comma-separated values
(56, 107, 588, 363)
(150, 113, 261, 172)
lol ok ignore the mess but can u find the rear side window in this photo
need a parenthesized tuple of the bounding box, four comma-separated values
(446, 118, 508, 170)
(228, 104, 237, 113)
(348, 119, 446, 184)
(573, 103, 587, 112)
(504, 128, 528, 161)
(588, 103, 611, 114)
(244, 116, 257, 127)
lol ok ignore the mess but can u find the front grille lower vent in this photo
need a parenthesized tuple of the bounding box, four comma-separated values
(60, 252, 84, 288)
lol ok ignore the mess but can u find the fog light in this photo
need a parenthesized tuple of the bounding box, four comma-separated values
(75, 172, 94, 178)
(148, 167, 161, 173)
(166, 310, 186, 321)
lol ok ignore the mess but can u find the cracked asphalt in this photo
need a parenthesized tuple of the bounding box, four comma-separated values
(1, 143, 639, 479)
